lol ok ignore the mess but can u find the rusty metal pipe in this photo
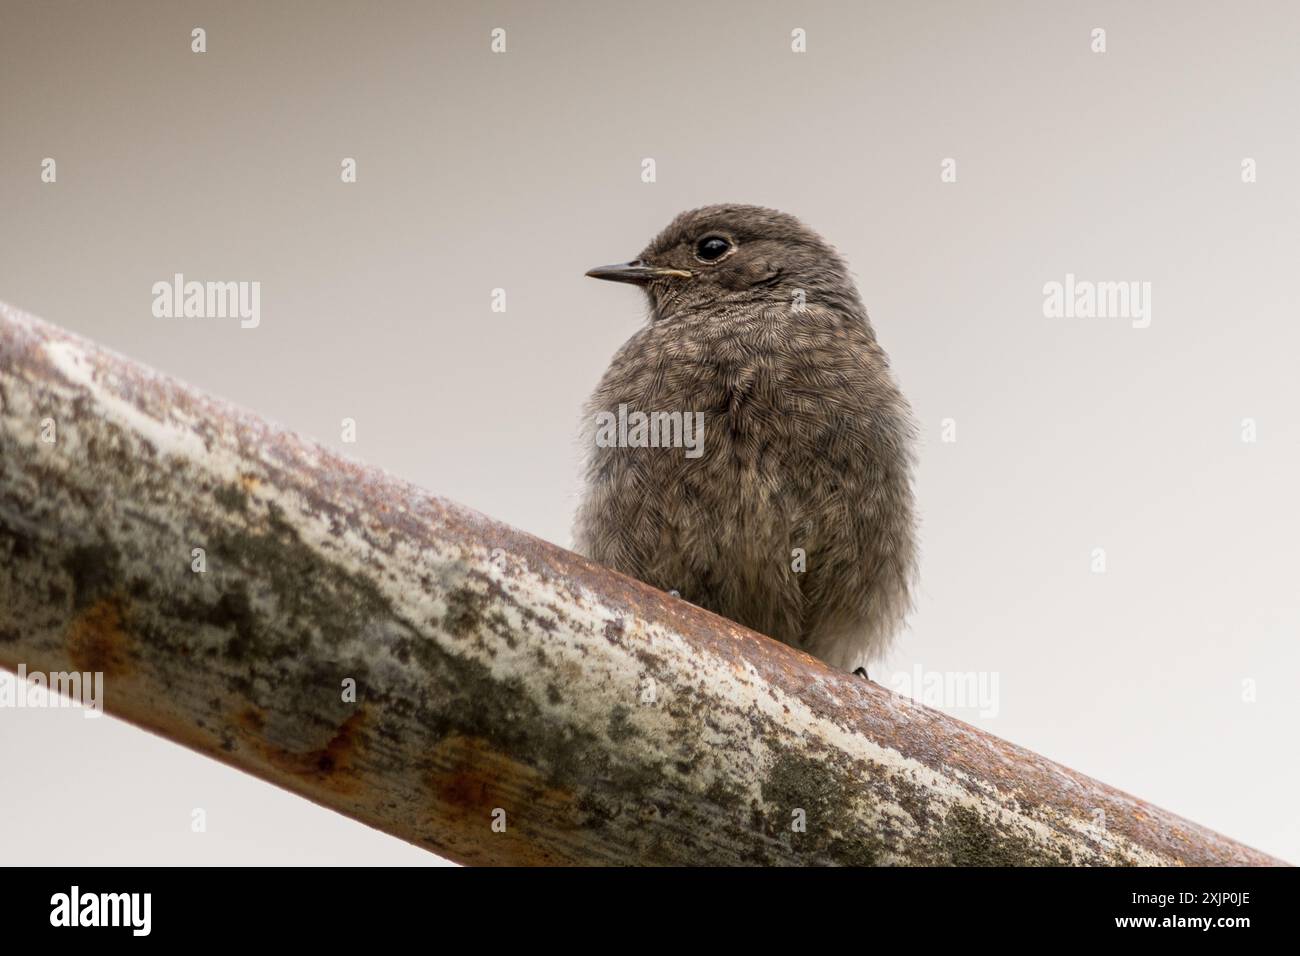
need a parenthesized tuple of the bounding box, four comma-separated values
(0, 301, 1283, 866)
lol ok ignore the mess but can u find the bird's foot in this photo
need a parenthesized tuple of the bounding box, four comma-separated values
(853, 666, 870, 681)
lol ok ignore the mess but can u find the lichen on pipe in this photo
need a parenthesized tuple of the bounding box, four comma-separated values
(0, 301, 1284, 866)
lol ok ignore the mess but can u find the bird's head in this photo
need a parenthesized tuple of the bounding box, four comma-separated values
(586, 204, 862, 320)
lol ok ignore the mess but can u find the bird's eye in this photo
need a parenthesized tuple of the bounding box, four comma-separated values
(695, 236, 732, 262)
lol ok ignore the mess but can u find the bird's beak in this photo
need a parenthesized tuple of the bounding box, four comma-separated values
(585, 260, 693, 285)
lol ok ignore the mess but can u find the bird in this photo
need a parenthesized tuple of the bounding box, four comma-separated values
(574, 204, 917, 676)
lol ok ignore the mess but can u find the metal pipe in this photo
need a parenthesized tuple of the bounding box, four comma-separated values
(0, 301, 1283, 866)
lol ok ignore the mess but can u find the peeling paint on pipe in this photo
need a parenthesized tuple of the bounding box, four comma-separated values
(0, 301, 1284, 866)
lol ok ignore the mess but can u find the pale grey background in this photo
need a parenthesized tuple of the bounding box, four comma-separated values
(1, 0, 1297, 864)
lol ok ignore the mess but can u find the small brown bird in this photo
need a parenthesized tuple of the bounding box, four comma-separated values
(575, 205, 917, 674)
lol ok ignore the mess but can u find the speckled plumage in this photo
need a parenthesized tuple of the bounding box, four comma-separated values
(575, 205, 917, 673)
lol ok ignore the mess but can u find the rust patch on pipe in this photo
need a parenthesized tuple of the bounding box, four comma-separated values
(427, 734, 583, 866)
(65, 596, 131, 677)
(236, 705, 368, 795)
